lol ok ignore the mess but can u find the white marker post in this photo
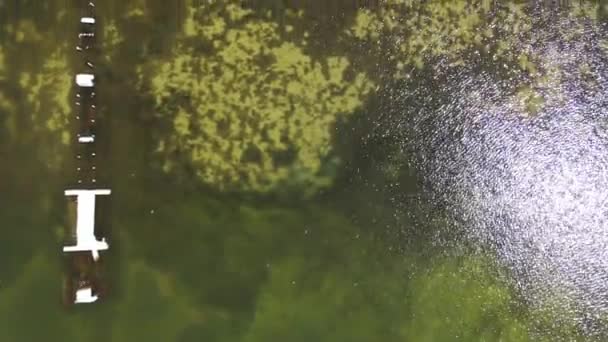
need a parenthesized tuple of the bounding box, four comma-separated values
(63, 189, 111, 261)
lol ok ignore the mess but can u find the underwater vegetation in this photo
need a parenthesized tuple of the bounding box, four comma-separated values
(137, 1, 373, 195)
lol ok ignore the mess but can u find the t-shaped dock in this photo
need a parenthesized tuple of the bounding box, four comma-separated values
(63, 189, 111, 261)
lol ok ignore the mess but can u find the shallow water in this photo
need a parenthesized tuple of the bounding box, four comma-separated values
(0, 1, 607, 341)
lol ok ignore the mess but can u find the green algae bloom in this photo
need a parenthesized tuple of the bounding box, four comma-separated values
(3, 15, 122, 170)
(2, 19, 77, 170)
(0, 45, 18, 144)
(19, 46, 72, 169)
(346, 0, 534, 73)
(0, 46, 5, 78)
(0, 254, 203, 342)
(110, 261, 204, 342)
(102, 20, 123, 62)
(347, 1, 600, 73)
(403, 257, 531, 341)
(140, 1, 373, 195)
(346, 0, 603, 117)
(245, 250, 541, 341)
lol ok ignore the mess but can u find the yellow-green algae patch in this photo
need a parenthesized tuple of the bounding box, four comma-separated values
(125, 0, 148, 18)
(0, 46, 16, 140)
(346, 0, 604, 117)
(0, 46, 5, 78)
(19, 46, 72, 169)
(102, 20, 124, 62)
(346, 0, 534, 73)
(141, 1, 374, 195)
(0, 255, 204, 342)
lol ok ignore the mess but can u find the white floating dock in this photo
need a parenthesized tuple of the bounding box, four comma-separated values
(76, 73, 95, 87)
(80, 17, 95, 24)
(78, 135, 95, 143)
(63, 189, 111, 261)
(75, 287, 98, 304)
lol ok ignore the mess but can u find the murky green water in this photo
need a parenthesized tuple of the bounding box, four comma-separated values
(1, 1, 607, 341)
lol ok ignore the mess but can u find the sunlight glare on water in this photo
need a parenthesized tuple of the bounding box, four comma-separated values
(387, 11, 608, 335)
